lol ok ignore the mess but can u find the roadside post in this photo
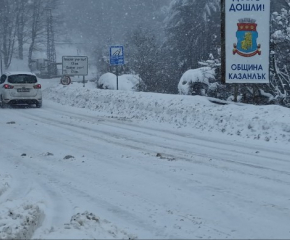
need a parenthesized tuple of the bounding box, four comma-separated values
(221, 0, 271, 101)
(62, 56, 88, 87)
(110, 46, 124, 90)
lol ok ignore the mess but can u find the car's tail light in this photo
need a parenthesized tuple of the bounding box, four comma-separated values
(4, 84, 14, 89)
(33, 84, 41, 89)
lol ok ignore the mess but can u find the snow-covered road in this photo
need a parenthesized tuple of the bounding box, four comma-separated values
(1, 100, 290, 239)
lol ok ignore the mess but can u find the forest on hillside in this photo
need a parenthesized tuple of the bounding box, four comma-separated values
(0, 0, 290, 106)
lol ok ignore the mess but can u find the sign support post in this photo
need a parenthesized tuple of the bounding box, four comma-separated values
(116, 66, 119, 90)
(110, 46, 124, 90)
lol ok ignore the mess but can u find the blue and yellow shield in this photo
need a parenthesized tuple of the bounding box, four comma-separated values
(233, 19, 261, 57)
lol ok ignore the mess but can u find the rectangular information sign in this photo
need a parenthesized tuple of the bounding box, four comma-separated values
(110, 46, 124, 65)
(225, 0, 270, 83)
(62, 56, 88, 76)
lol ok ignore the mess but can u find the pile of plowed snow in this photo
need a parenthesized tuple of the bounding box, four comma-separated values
(0, 174, 10, 197)
(43, 81, 290, 145)
(37, 211, 136, 239)
(0, 203, 43, 239)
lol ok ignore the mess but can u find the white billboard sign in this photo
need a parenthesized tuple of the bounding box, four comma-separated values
(225, 0, 270, 83)
(62, 56, 88, 76)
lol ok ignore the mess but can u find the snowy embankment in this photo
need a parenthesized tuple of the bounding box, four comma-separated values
(0, 174, 43, 239)
(0, 203, 43, 239)
(0, 174, 10, 198)
(43, 80, 290, 145)
(0, 173, 43, 239)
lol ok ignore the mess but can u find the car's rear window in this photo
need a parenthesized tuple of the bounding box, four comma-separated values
(8, 74, 37, 84)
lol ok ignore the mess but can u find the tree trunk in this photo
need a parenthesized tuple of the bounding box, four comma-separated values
(16, 0, 25, 60)
(0, 0, 17, 69)
(28, 1, 41, 70)
(233, 84, 238, 102)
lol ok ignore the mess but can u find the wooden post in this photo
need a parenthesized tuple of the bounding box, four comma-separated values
(234, 84, 238, 102)
(221, 0, 226, 84)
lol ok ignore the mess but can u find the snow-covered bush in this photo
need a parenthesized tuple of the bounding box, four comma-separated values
(270, 7, 290, 106)
(178, 67, 215, 96)
(97, 73, 145, 91)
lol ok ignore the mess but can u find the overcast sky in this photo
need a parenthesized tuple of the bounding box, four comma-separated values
(60, 0, 169, 46)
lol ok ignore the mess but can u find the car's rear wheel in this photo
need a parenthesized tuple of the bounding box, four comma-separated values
(0, 96, 9, 109)
(36, 102, 42, 108)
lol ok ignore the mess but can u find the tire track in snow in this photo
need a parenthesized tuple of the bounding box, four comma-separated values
(18, 109, 290, 185)
(48, 106, 290, 159)
(4, 106, 290, 238)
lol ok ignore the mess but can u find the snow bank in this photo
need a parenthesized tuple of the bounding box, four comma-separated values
(0, 174, 10, 197)
(43, 81, 290, 145)
(0, 203, 44, 239)
(0, 173, 43, 240)
(40, 212, 135, 239)
(97, 73, 142, 91)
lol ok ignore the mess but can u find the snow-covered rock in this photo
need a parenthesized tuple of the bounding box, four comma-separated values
(97, 73, 143, 91)
(178, 67, 215, 95)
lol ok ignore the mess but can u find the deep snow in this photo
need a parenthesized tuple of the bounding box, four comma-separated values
(97, 73, 143, 91)
(0, 77, 290, 239)
(43, 78, 290, 145)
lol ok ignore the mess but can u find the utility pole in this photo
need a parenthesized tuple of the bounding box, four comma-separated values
(46, 8, 57, 78)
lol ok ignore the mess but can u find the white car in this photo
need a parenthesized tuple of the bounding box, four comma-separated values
(0, 71, 42, 108)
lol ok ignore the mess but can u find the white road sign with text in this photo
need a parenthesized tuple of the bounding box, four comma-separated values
(225, 0, 270, 83)
(62, 56, 88, 76)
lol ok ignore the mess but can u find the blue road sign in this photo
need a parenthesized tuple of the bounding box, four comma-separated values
(110, 46, 124, 65)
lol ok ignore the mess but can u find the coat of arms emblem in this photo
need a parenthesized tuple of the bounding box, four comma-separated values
(233, 18, 261, 57)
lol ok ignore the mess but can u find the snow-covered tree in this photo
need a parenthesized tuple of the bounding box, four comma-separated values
(271, 4, 290, 105)
(160, 0, 220, 94)
(0, 0, 61, 70)
(164, 0, 220, 70)
(0, 0, 19, 69)
(126, 28, 161, 92)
